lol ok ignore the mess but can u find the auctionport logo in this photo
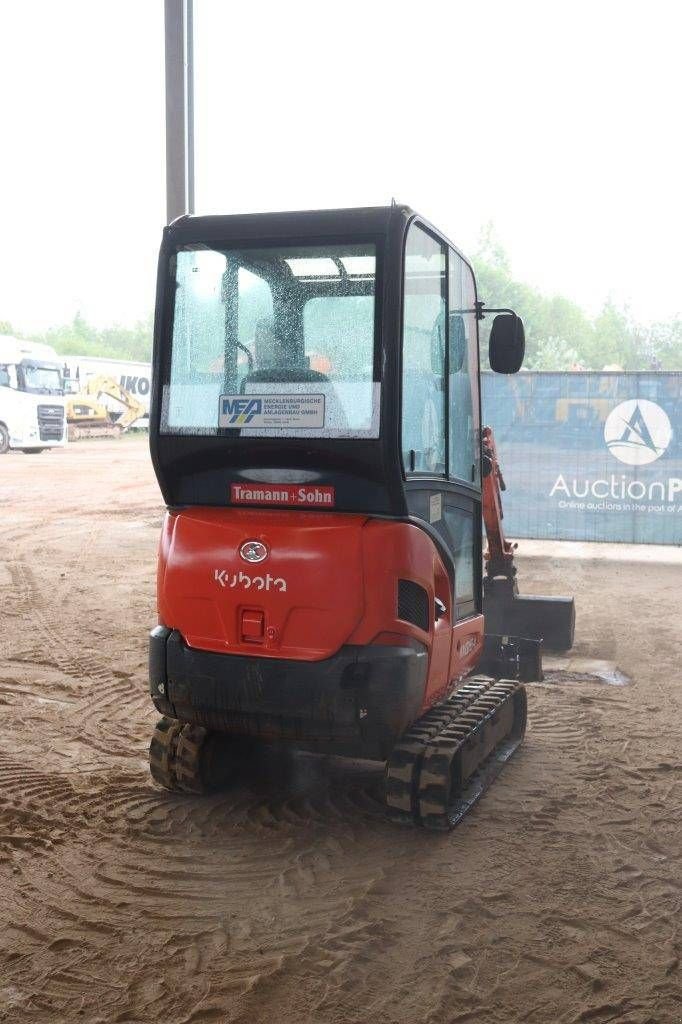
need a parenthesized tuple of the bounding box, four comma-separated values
(604, 399, 672, 466)
(549, 395, 681, 513)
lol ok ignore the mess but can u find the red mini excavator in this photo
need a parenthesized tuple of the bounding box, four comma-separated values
(147, 205, 574, 830)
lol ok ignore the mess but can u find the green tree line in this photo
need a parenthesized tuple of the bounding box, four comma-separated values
(2, 233, 680, 371)
(0, 312, 154, 363)
(473, 226, 681, 370)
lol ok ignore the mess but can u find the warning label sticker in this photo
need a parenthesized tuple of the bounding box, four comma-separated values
(218, 394, 325, 429)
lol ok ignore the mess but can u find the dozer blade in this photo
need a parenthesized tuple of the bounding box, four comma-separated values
(385, 678, 527, 831)
(483, 577, 575, 651)
(478, 633, 543, 682)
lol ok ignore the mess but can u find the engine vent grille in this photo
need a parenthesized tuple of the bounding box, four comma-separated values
(397, 579, 429, 632)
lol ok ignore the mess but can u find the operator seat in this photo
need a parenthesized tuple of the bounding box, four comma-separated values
(241, 318, 329, 389)
(241, 367, 329, 390)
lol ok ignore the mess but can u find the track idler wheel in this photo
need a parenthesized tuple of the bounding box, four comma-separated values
(149, 717, 241, 794)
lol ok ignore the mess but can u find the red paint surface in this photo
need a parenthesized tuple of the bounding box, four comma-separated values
(157, 508, 484, 714)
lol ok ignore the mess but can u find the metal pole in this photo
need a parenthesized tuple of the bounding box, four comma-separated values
(185, 1, 195, 216)
(164, 0, 194, 224)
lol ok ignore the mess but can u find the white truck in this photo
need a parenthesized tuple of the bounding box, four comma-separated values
(0, 336, 68, 453)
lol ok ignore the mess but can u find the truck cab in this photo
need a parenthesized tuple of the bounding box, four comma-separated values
(0, 336, 68, 453)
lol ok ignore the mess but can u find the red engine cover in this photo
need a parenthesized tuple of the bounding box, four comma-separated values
(157, 508, 484, 708)
(158, 508, 367, 660)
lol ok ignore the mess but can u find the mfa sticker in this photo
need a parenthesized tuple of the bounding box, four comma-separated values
(429, 493, 442, 523)
(219, 393, 325, 429)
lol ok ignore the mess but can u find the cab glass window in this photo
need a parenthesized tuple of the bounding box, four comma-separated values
(448, 252, 480, 485)
(443, 504, 477, 617)
(401, 225, 446, 474)
(303, 296, 375, 380)
(163, 243, 379, 438)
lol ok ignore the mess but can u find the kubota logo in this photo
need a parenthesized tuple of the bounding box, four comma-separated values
(240, 540, 268, 563)
(604, 399, 672, 466)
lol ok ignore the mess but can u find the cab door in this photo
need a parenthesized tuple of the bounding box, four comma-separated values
(400, 221, 482, 682)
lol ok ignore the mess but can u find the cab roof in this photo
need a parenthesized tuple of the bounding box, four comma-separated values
(164, 204, 414, 247)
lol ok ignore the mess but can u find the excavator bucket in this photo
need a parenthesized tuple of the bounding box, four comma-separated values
(483, 577, 576, 651)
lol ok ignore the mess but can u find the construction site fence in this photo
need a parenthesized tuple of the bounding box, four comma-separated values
(481, 371, 682, 545)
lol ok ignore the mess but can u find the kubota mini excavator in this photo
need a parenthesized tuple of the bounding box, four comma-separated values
(147, 205, 574, 829)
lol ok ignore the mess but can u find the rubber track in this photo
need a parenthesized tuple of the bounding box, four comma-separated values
(149, 716, 183, 791)
(385, 677, 496, 824)
(175, 724, 210, 794)
(419, 682, 526, 830)
(385, 677, 526, 830)
(149, 718, 210, 794)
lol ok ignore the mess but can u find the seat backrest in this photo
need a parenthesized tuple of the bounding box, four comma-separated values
(240, 367, 329, 392)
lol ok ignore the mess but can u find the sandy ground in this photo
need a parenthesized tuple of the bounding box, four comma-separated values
(0, 437, 681, 1024)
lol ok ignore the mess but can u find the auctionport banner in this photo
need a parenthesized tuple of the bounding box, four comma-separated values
(482, 372, 682, 544)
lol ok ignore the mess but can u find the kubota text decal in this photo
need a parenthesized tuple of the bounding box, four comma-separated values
(214, 570, 287, 592)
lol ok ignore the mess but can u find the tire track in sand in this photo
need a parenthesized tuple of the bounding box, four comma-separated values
(4, 559, 147, 766)
(1, 773, 396, 1023)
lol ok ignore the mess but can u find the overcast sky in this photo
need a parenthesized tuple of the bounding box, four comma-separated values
(1, 0, 680, 332)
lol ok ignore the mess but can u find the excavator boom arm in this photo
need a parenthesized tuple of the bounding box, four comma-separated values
(83, 376, 145, 431)
(481, 425, 518, 580)
(481, 424, 575, 651)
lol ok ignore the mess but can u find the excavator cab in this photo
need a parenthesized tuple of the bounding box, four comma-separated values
(147, 206, 573, 828)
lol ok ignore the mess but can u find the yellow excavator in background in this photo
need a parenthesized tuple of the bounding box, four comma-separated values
(65, 375, 146, 440)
